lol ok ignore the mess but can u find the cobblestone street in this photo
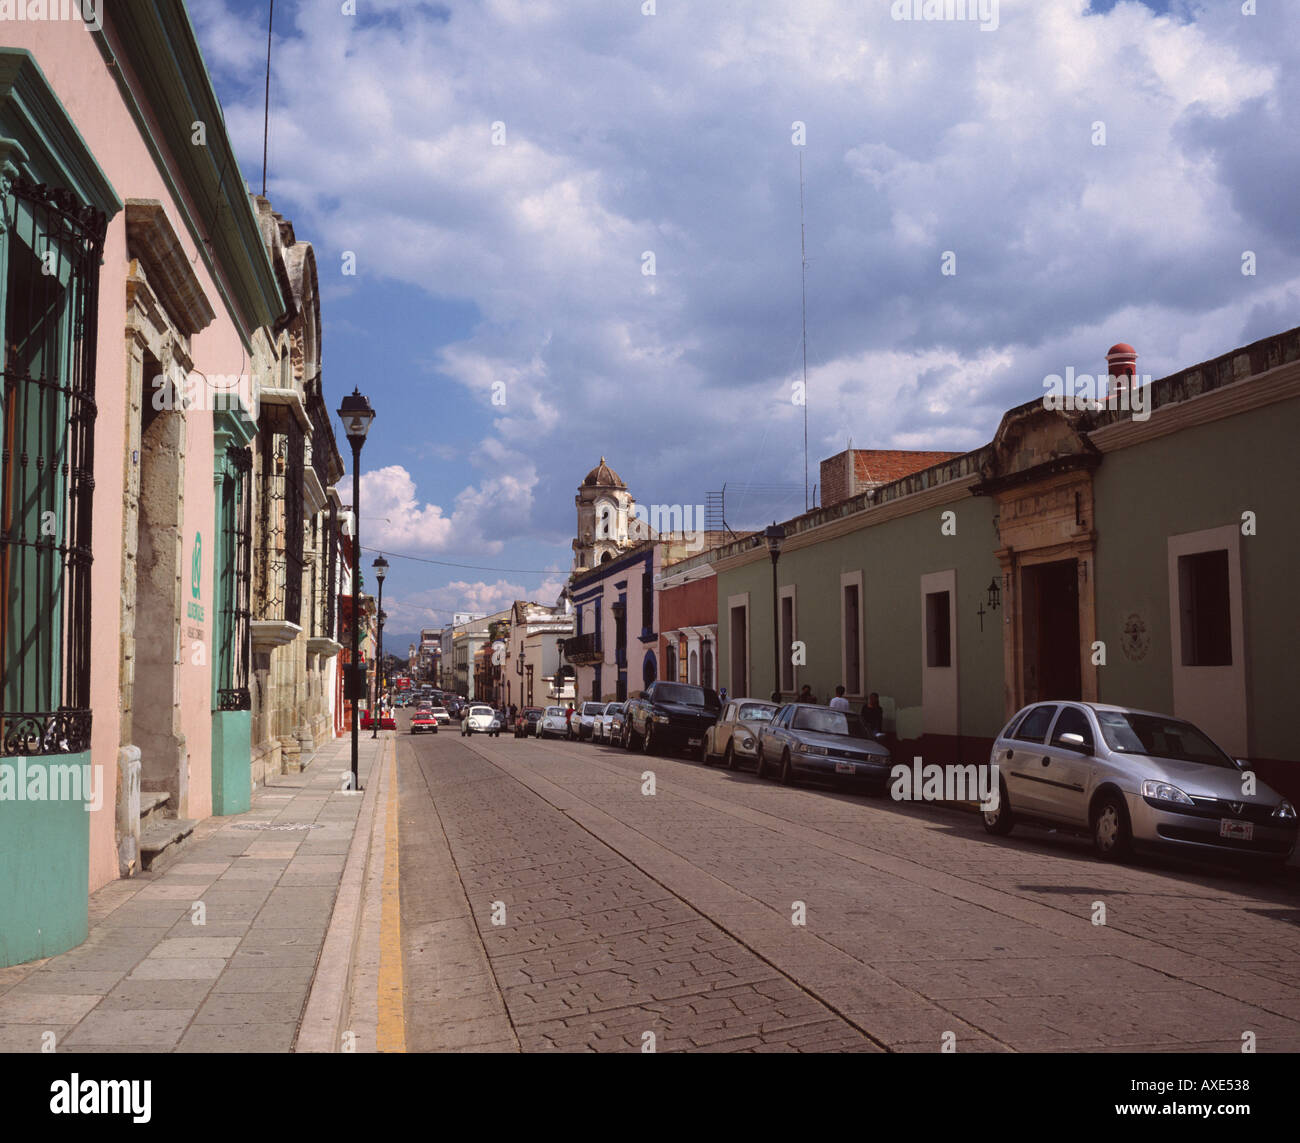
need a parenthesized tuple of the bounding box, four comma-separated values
(397, 726, 1300, 1053)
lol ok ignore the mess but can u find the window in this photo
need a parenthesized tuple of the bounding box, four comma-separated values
(1050, 706, 1093, 752)
(0, 175, 106, 755)
(1012, 705, 1057, 744)
(843, 581, 861, 694)
(925, 590, 952, 668)
(701, 641, 713, 690)
(215, 441, 252, 710)
(1178, 549, 1231, 666)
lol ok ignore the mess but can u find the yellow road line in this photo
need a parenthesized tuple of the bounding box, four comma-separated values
(377, 743, 406, 1052)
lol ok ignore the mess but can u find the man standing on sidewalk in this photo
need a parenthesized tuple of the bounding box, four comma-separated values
(829, 686, 851, 711)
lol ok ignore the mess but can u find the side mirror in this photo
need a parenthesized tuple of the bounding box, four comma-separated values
(1059, 732, 1089, 751)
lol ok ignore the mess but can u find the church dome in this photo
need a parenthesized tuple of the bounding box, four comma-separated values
(581, 456, 626, 489)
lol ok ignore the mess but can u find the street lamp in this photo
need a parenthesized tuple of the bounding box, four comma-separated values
(338, 387, 375, 792)
(372, 556, 388, 739)
(765, 522, 786, 700)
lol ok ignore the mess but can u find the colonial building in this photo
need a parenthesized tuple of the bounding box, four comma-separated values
(502, 599, 574, 710)
(712, 331, 1300, 803)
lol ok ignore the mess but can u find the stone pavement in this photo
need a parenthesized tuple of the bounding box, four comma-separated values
(0, 732, 390, 1053)
(427, 731, 1300, 1052)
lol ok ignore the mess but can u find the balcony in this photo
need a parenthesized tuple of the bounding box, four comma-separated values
(562, 632, 604, 665)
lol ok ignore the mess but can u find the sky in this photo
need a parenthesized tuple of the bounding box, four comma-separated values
(189, 0, 1299, 646)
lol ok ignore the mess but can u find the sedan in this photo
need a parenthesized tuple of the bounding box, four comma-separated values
(983, 702, 1297, 868)
(571, 702, 606, 742)
(756, 703, 891, 789)
(514, 707, 544, 737)
(595, 702, 625, 744)
(410, 709, 439, 734)
(461, 705, 502, 737)
(704, 698, 778, 769)
(538, 706, 569, 739)
(359, 709, 396, 731)
(428, 705, 452, 726)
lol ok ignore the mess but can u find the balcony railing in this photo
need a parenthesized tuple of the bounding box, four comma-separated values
(562, 632, 603, 664)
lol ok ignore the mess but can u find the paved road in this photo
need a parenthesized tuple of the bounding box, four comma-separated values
(395, 717, 1300, 1053)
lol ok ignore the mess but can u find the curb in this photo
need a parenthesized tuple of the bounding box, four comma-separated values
(294, 734, 392, 1053)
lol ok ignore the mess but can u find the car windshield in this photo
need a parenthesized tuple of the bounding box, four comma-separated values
(470, 706, 493, 716)
(545, 707, 565, 716)
(1095, 711, 1235, 768)
(655, 683, 720, 710)
(791, 708, 863, 737)
(605, 704, 623, 714)
(583, 704, 606, 714)
(737, 703, 777, 722)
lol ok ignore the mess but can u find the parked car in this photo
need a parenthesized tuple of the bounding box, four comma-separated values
(570, 702, 607, 742)
(596, 702, 626, 744)
(704, 698, 778, 769)
(514, 707, 544, 737)
(410, 708, 439, 734)
(360, 708, 396, 731)
(622, 682, 722, 758)
(755, 703, 891, 789)
(983, 702, 1298, 868)
(461, 705, 502, 737)
(538, 706, 569, 739)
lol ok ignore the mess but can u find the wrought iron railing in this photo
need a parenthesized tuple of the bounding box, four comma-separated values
(217, 444, 252, 711)
(255, 412, 305, 627)
(0, 176, 105, 756)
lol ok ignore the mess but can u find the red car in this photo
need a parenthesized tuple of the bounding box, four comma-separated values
(410, 708, 439, 734)
(360, 709, 396, 730)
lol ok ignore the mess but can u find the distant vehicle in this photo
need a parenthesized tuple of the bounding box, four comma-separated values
(428, 705, 451, 726)
(983, 702, 1297, 869)
(461, 705, 502, 737)
(410, 709, 439, 734)
(514, 707, 544, 737)
(570, 702, 607, 742)
(704, 698, 778, 769)
(595, 702, 625, 744)
(622, 682, 721, 758)
(538, 706, 568, 739)
(756, 703, 891, 789)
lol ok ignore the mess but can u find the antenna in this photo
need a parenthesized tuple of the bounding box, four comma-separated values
(800, 150, 809, 513)
(262, 0, 275, 197)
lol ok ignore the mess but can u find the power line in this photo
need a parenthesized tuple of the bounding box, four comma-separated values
(359, 545, 555, 575)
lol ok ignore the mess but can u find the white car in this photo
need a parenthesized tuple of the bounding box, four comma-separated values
(460, 705, 502, 737)
(572, 702, 606, 741)
(429, 705, 451, 725)
(596, 702, 625, 744)
(538, 706, 569, 739)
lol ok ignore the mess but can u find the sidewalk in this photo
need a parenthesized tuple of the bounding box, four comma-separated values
(0, 732, 391, 1053)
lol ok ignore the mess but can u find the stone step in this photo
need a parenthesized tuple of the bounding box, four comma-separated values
(140, 817, 196, 872)
(139, 790, 170, 832)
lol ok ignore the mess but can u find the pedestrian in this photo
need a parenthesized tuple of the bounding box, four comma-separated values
(829, 685, 850, 711)
(719, 687, 727, 703)
(861, 692, 883, 736)
(770, 690, 781, 704)
(798, 684, 817, 704)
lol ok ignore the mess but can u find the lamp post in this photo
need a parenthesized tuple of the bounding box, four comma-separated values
(338, 387, 375, 792)
(765, 523, 786, 700)
(372, 556, 388, 738)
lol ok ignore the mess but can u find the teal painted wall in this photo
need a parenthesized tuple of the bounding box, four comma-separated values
(0, 751, 91, 967)
(210, 710, 252, 815)
(718, 496, 1005, 741)
(1092, 397, 1300, 763)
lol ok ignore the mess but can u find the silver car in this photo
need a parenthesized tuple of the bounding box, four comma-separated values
(756, 703, 892, 788)
(704, 697, 777, 769)
(983, 702, 1298, 867)
(596, 702, 625, 744)
(571, 702, 606, 742)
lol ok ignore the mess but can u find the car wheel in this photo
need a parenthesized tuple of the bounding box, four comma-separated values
(724, 742, 737, 771)
(642, 722, 656, 755)
(1092, 792, 1132, 861)
(779, 749, 793, 786)
(982, 776, 1015, 836)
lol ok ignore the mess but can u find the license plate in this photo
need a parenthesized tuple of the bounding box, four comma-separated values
(688, 737, 702, 746)
(836, 761, 855, 775)
(1220, 819, 1253, 841)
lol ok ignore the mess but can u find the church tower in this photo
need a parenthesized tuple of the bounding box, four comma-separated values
(572, 458, 647, 571)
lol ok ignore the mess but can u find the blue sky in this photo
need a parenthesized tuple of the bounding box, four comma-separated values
(190, 0, 1299, 644)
